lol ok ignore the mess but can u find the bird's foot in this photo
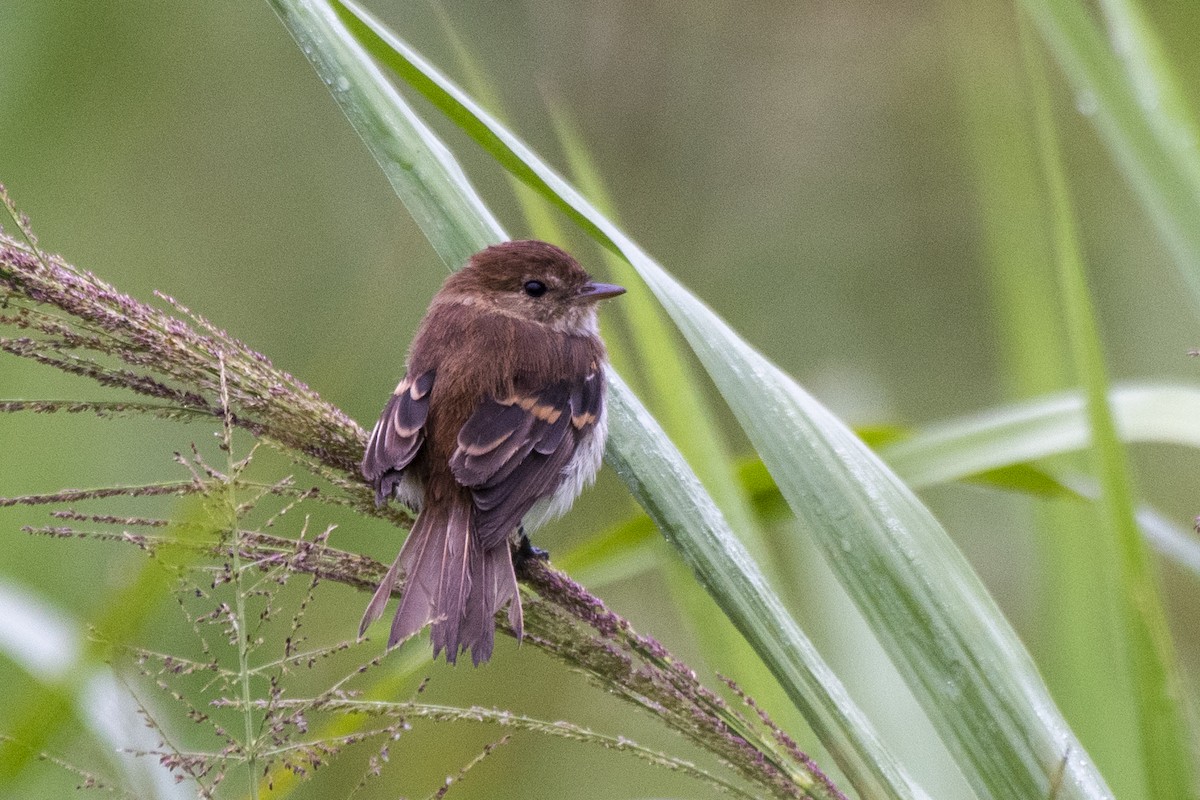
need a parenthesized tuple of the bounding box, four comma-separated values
(513, 528, 549, 571)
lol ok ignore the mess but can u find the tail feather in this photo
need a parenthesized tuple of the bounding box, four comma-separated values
(363, 496, 522, 665)
(460, 545, 523, 665)
(389, 499, 469, 654)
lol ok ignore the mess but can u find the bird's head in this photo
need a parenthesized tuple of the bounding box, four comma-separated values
(441, 240, 625, 333)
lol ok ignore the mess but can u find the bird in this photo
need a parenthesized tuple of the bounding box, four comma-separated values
(359, 240, 625, 665)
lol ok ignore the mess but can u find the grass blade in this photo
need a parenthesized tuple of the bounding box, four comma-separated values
(881, 383, 1200, 488)
(604, 371, 926, 800)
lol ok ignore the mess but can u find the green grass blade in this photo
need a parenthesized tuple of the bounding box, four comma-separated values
(329, 4, 1115, 797)
(271, 2, 923, 797)
(1020, 0, 1200, 313)
(1023, 21, 1195, 797)
(626, 262, 1109, 800)
(881, 383, 1200, 489)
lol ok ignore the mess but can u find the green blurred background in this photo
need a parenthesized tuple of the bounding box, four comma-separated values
(2, 1, 1198, 798)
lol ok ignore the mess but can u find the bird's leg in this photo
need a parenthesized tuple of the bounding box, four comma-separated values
(513, 525, 549, 570)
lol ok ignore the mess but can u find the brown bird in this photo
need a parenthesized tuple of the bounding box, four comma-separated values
(359, 240, 624, 665)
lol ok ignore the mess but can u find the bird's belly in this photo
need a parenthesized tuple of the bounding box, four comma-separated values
(522, 404, 608, 533)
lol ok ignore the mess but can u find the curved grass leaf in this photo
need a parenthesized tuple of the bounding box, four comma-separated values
(268, 2, 923, 798)
(326, 4, 1115, 798)
(617, 264, 1110, 800)
(881, 383, 1200, 488)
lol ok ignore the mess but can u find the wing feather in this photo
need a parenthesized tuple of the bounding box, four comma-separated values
(361, 370, 434, 507)
(449, 372, 604, 550)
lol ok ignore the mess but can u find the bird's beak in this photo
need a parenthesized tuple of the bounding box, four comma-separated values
(577, 282, 626, 302)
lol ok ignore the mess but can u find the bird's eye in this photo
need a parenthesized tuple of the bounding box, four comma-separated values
(523, 280, 547, 298)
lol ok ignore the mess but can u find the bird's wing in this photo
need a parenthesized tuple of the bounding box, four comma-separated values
(361, 369, 435, 507)
(450, 369, 604, 549)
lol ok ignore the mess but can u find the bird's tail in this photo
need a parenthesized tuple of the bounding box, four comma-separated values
(359, 496, 522, 665)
